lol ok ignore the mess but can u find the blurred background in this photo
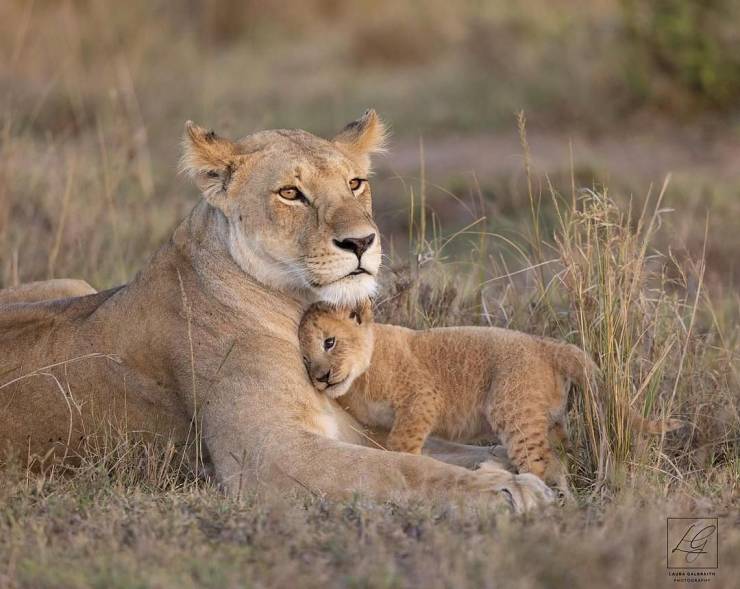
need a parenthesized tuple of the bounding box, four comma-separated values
(0, 0, 738, 289)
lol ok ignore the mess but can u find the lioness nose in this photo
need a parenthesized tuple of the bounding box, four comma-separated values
(333, 233, 376, 258)
(316, 370, 331, 384)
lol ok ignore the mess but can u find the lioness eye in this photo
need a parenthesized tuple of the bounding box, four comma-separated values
(323, 337, 336, 351)
(278, 186, 307, 203)
(349, 178, 365, 193)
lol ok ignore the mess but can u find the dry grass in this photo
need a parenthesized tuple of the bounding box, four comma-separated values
(378, 171, 738, 503)
(1, 467, 738, 589)
(0, 1, 739, 587)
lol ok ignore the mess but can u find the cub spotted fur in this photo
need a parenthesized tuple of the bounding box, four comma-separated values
(299, 302, 684, 490)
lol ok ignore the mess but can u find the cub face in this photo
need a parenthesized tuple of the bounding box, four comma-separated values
(298, 301, 374, 399)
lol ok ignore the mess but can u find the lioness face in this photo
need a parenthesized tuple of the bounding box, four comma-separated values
(298, 302, 374, 399)
(181, 110, 387, 306)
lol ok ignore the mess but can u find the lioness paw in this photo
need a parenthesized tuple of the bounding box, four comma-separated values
(475, 460, 555, 513)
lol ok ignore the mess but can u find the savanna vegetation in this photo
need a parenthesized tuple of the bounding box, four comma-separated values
(0, 1, 738, 587)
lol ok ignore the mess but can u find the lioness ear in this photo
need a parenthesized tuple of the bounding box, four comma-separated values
(180, 121, 239, 202)
(333, 109, 388, 171)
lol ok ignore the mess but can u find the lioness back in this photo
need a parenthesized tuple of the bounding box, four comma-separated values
(0, 279, 97, 305)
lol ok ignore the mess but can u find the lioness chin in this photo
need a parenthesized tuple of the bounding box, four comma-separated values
(0, 111, 552, 512)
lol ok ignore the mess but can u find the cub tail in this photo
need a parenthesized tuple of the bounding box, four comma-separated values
(547, 340, 600, 391)
(628, 412, 685, 435)
(545, 340, 684, 435)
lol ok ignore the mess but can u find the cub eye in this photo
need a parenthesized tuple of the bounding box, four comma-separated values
(349, 178, 366, 193)
(278, 186, 307, 203)
(349, 310, 362, 325)
(323, 337, 336, 351)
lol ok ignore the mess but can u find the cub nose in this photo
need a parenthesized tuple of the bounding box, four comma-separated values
(333, 233, 376, 259)
(316, 370, 332, 384)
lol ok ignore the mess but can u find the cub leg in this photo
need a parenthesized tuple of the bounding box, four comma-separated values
(504, 418, 573, 499)
(549, 420, 570, 452)
(487, 396, 564, 488)
(386, 392, 441, 455)
(504, 418, 554, 481)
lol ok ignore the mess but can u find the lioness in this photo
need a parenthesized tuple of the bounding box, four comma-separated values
(0, 111, 552, 511)
(299, 302, 684, 490)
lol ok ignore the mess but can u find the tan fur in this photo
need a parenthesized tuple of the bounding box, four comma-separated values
(0, 113, 553, 512)
(0, 279, 96, 304)
(299, 304, 684, 491)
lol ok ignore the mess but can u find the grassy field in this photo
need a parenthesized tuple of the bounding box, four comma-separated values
(1, 1, 739, 587)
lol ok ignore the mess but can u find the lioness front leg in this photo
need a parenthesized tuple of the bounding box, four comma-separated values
(422, 437, 510, 470)
(199, 379, 553, 512)
(273, 428, 554, 513)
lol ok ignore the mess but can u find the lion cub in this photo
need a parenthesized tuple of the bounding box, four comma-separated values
(299, 302, 683, 490)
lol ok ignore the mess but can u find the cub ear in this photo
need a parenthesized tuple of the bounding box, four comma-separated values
(333, 109, 388, 171)
(180, 121, 239, 202)
(350, 299, 374, 325)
